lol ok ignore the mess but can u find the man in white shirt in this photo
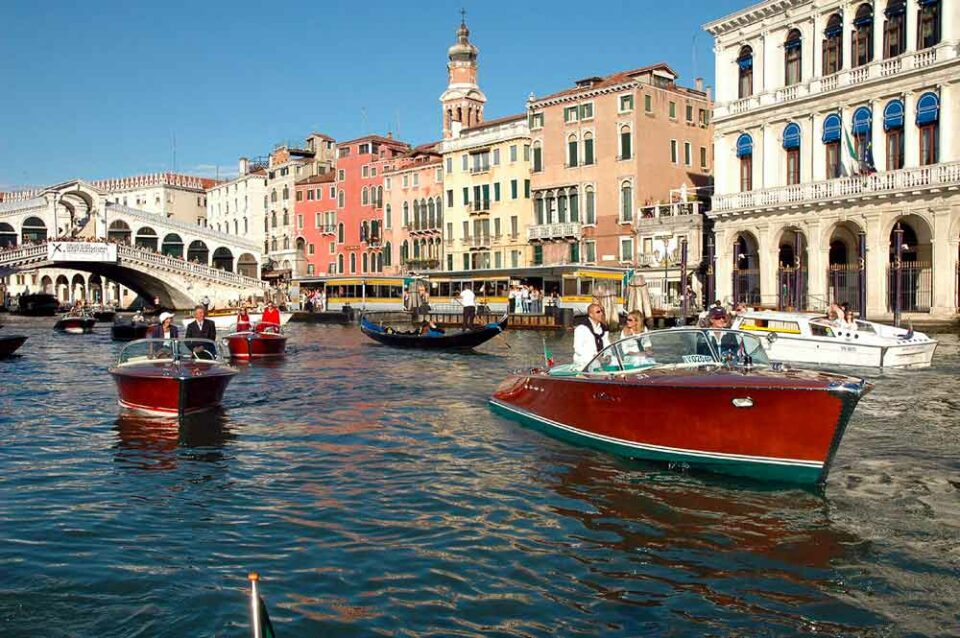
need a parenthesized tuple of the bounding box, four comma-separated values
(573, 303, 610, 368)
(458, 286, 476, 330)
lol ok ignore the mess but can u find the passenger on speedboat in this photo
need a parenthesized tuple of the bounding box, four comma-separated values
(236, 306, 251, 332)
(150, 312, 178, 339)
(617, 310, 646, 354)
(573, 303, 610, 368)
(185, 305, 217, 357)
(840, 309, 858, 332)
(131, 310, 146, 324)
(259, 300, 280, 332)
(703, 307, 740, 358)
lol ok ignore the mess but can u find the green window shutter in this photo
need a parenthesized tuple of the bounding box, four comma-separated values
(584, 139, 594, 165)
(494, 182, 501, 201)
(524, 180, 531, 198)
(510, 179, 518, 199)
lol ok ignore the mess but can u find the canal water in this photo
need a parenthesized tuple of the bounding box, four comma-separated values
(0, 316, 958, 637)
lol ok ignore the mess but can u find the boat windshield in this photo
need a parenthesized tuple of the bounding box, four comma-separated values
(116, 338, 222, 365)
(585, 329, 770, 373)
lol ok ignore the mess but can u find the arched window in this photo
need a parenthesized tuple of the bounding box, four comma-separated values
(283, 237, 290, 250)
(916, 92, 940, 166)
(883, 0, 906, 58)
(918, 0, 941, 49)
(412, 200, 420, 230)
(783, 123, 801, 185)
(282, 210, 289, 226)
(532, 141, 542, 172)
(243, 218, 248, 234)
(413, 240, 420, 259)
(534, 194, 545, 225)
(822, 114, 842, 177)
(270, 189, 277, 203)
(620, 181, 633, 222)
(350, 253, 356, 273)
(376, 186, 383, 207)
(361, 186, 369, 206)
(271, 211, 277, 228)
(852, 4, 874, 67)
(400, 240, 409, 263)
(270, 238, 277, 252)
(583, 131, 595, 165)
(233, 220, 238, 234)
(383, 241, 392, 267)
(569, 187, 579, 223)
(851, 106, 872, 163)
(385, 204, 392, 229)
(822, 14, 843, 75)
(264, 218, 269, 233)
(736, 133, 753, 191)
(619, 125, 632, 160)
(435, 196, 443, 226)
(338, 253, 344, 273)
(584, 186, 596, 224)
(419, 199, 427, 228)
(403, 201, 410, 227)
(362, 252, 368, 273)
(282, 186, 289, 200)
(737, 46, 753, 99)
(337, 222, 344, 243)
(784, 29, 802, 86)
(338, 189, 345, 207)
(883, 99, 905, 170)
(567, 133, 579, 167)
(427, 198, 436, 228)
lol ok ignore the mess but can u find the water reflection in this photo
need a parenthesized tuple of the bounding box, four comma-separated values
(113, 409, 234, 471)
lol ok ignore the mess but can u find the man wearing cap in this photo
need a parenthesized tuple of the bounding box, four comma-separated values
(573, 303, 610, 368)
(705, 307, 740, 359)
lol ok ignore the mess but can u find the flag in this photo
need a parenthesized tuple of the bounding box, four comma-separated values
(843, 126, 859, 176)
(542, 338, 554, 368)
(258, 596, 276, 638)
(862, 139, 877, 174)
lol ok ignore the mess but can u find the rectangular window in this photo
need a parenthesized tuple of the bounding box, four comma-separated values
(669, 101, 677, 119)
(670, 140, 678, 163)
(685, 104, 693, 122)
(825, 142, 841, 178)
(314, 212, 321, 227)
(482, 184, 490, 208)
(684, 142, 692, 166)
(564, 106, 578, 122)
(510, 250, 519, 268)
(436, 167, 442, 182)
(306, 190, 314, 201)
(585, 189, 595, 224)
(568, 139, 578, 167)
(463, 220, 470, 238)
(699, 109, 709, 125)
(523, 144, 530, 161)
(619, 94, 634, 112)
(524, 179, 530, 198)
(308, 243, 315, 255)
(620, 131, 632, 160)
(740, 156, 753, 191)
(362, 165, 369, 178)
(463, 254, 470, 270)
(446, 157, 453, 173)
(494, 218, 501, 237)
(644, 94, 652, 113)
(510, 179, 518, 200)
(330, 186, 336, 198)
(337, 169, 345, 181)
(529, 113, 544, 129)
(886, 130, 904, 170)
(619, 237, 634, 262)
(446, 221, 452, 238)
(402, 175, 409, 187)
(533, 244, 543, 265)
(461, 154, 468, 171)
(585, 240, 596, 263)
(580, 102, 593, 119)
(919, 124, 938, 166)
(700, 146, 708, 169)
(569, 242, 580, 264)
(462, 187, 469, 205)
(786, 148, 800, 185)
(494, 182, 502, 202)
(384, 177, 391, 190)
(412, 174, 419, 186)
(511, 216, 518, 237)
(509, 145, 517, 162)
(492, 148, 500, 165)
(533, 146, 542, 172)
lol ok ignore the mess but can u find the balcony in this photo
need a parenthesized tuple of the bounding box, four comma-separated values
(404, 258, 441, 271)
(471, 200, 491, 214)
(712, 161, 960, 215)
(635, 201, 702, 225)
(318, 224, 336, 235)
(470, 165, 491, 175)
(468, 235, 492, 249)
(716, 43, 956, 120)
(526, 222, 582, 241)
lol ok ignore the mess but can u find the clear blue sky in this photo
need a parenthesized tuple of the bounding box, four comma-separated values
(0, 0, 747, 189)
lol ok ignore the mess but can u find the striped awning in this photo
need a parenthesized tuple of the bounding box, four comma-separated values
(852, 107, 872, 135)
(782, 123, 801, 149)
(822, 114, 842, 143)
(883, 99, 904, 130)
(916, 92, 940, 125)
(736, 133, 753, 157)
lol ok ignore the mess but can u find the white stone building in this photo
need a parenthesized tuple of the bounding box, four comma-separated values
(705, 0, 958, 320)
(205, 158, 268, 248)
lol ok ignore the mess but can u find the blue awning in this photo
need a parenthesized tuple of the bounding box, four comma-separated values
(824, 19, 843, 38)
(852, 107, 872, 135)
(883, 100, 904, 130)
(782, 123, 801, 149)
(737, 56, 753, 70)
(916, 92, 940, 125)
(785, 36, 802, 50)
(885, 0, 906, 17)
(736, 133, 753, 158)
(822, 113, 842, 143)
(918, 0, 939, 5)
(853, 13, 873, 27)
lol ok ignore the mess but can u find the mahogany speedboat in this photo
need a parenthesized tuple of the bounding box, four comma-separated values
(222, 322, 288, 360)
(108, 338, 237, 417)
(54, 313, 96, 334)
(0, 325, 27, 358)
(490, 328, 872, 486)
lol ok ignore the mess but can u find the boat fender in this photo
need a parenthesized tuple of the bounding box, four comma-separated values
(766, 332, 778, 345)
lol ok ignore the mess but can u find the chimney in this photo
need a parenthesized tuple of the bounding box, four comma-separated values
(386, 132, 393, 140)
(695, 77, 703, 92)
(706, 86, 712, 101)
(238, 157, 249, 176)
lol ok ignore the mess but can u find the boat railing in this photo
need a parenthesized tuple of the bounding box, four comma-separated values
(116, 338, 225, 365)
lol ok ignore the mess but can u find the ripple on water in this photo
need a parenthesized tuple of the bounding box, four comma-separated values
(0, 320, 958, 636)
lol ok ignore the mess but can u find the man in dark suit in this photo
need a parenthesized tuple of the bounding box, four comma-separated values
(703, 307, 742, 360)
(185, 304, 217, 357)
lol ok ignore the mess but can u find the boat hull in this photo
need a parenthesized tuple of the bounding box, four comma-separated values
(0, 335, 28, 358)
(182, 312, 292, 330)
(109, 362, 236, 416)
(111, 323, 150, 341)
(223, 332, 288, 359)
(764, 335, 937, 369)
(93, 311, 116, 323)
(360, 315, 507, 350)
(54, 317, 96, 334)
(490, 370, 866, 485)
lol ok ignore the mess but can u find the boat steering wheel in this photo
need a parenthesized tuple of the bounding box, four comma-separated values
(192, 348, 215, 361)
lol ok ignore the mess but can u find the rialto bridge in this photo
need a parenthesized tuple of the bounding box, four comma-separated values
(0, 180, 265, 309)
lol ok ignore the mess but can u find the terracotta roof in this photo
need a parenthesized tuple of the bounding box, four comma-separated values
(338, 133, 410, 147)
(295, 172, 336, 186)
(534, 63, 679, 102)
(461, 113, 526, 133)
(308, 132, 335, 141)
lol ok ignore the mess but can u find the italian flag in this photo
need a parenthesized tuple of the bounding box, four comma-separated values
(844, 126, 860, 176)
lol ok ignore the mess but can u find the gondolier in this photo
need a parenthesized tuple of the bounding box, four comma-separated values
(458, 286, 476, 330)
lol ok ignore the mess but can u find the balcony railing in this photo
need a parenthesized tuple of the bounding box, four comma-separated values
(716, 43, 956, 119)
(636, 201, 701, 222)
(470, 165, 491, 175)
(468, 235, 492, 248)
(713, 161, 960, 213)
(526, 222, 582, 241)
(318, 225, 336, 234)
(471, 200, 491, 213)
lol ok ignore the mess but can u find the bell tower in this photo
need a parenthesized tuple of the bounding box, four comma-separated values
(440, 12, 487, 139)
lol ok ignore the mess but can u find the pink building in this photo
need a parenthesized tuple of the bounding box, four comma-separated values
(382, 145, 444, 275)
(295, 171, 336, 276)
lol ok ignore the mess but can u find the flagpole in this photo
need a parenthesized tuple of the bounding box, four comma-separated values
(249, 572, 262, 638)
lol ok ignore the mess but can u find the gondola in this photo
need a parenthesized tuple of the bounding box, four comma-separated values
(0, 325, 28, 358)
(360, 313, 507, 350)
(93, 309, 117, 322)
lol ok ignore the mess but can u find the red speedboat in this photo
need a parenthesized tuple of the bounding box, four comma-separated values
(0, 325, 27, 357)
(490, 328, 872, 486)
(222, 322, 287, 360)
(109, 338, 237, 417)
(54, 313, 96, 334)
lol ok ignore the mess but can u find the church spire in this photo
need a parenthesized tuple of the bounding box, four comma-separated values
(440, 14, 486, 139)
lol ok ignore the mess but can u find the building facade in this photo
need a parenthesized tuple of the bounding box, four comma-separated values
(295, 172, 337, 276)
(440, 116, 533, 271)
(382, 145, 445, 275)
(705, 0, 958, 319)
(331, 135, 410, 275)
(526, 63, 714, 296)
(206, 158, 268, 247)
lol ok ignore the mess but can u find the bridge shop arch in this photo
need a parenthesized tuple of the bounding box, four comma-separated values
(0, 223, 17, 248)
(21, 217, 48, 243)
(237, 253, 258, 278)
(161, 233, 184, 259)
(55, 275, 70, 301)
(108, 220, 132, 244)
(187, 240, 209, 265)
(135, 226, 158, 251)
(212, 247, 234, 272)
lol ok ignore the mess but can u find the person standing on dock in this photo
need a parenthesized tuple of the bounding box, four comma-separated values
(458, 286, 476, 330)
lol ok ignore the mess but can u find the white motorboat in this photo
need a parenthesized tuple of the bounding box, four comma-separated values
(181, 311, 292, 330)
(731, 310, 937, 369)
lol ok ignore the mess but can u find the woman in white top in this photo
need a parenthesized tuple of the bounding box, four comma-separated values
(616, 310, 646, 354)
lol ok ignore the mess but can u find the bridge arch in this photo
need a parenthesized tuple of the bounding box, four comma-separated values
(237, 253, 257, 278)
(40, 275, 53, 294)
(135, 226, 158, 251)
(187, 240, 209, 265)
(212, 247, 234, 272)
(88, 274, 103, 303)
(55, 275, 69, 301)
(22, 217, 47, 243)
(0, 222, 16, 248)
(108, 220, 132, 244)
(161, 233, 184, 259)
(71, 274, 86, 303)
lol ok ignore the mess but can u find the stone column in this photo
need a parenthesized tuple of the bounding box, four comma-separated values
(873, 8, 885, 63)
(903, 91, 919, 167)
(810, 13, 821, 80)
(714, 225, 733, 303)
(807, 219, 828, 305)
(807, 113, 818, 183)
(938, 84, 954, 163)
(905, 0, 918, 52)
(870, 97, 885, 171)
(930, 208, 955, 318)
(757, 223, 776, 307)
(864, 213, 888, 318)
(811, 112, 825, 181)
(840, 2, 852, 70)
(758, 31, 768, 94)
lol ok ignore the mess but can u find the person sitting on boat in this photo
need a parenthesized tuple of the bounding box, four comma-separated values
(617, 310, 646, 354)
(131, 310, 145, 324)
(185, 304, 217, 357)
(419, 320, 445, 337)
(573, 303, 610, 368)
(258, 300, 281, 332)
(236, 306, 251, 332)
(150, 312, 179, 340)
(704, 307, 741, 360)
(840, 309, 858, 333)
